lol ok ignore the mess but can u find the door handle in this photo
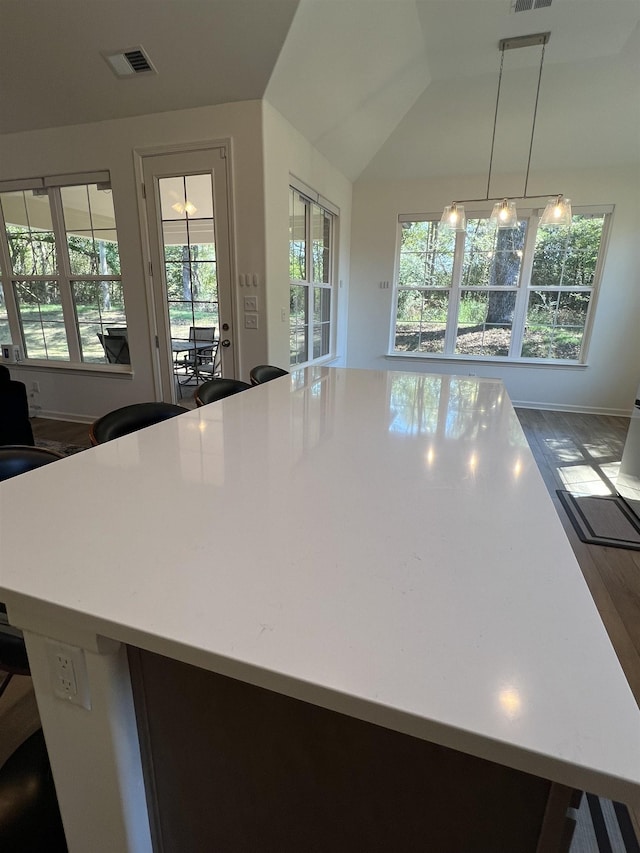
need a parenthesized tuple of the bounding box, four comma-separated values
(220, 339, 231, 348)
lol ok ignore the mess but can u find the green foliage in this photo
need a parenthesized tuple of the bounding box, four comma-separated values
(394, 213, 604, 361)
(531, 216, 603, 287)
(163, 244, 218, 302)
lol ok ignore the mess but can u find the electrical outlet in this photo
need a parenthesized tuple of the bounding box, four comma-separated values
(46, 640, 91, 710)
(243, 295, 257, 312)
(244, 313, 258, 330)
(31, 381, 40, 393)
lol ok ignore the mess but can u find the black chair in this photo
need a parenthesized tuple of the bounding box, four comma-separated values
(0, 445, 63, 483)
(0, 446, 67, 850)
(0, 366, 35, 447)
(249, 365, 289, 385)
(0, 446, 63, 679)
(0, 730, 67, 851)
(194, 379, 251, 407)
(97, 332, 130, 365)
(89, 402, 188, 446)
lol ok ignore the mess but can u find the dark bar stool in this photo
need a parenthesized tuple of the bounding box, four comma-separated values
(249, 365, 289, 385)
(0, 444, 67, 850)
(194, 379, 251, 407)
(89, 402, 188, 445)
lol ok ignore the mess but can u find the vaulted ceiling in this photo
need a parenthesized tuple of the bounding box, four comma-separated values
(1, 0, 638, 182)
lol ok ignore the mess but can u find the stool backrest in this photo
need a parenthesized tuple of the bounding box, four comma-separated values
(90, 402, 188, 445)
(249, 365, 289, 385)
(194, 379, 251, 407)
(0, 446, 63, 482)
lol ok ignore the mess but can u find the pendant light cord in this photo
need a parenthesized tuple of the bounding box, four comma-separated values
(523, 40, 546, 199)
(485, 46, 505, 201)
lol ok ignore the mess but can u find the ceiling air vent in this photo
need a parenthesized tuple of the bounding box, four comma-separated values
(511, 0, 552, 12)
(102, 46, 157, 78)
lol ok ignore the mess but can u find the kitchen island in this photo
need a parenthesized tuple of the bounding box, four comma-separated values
(0, 367, 638, 851)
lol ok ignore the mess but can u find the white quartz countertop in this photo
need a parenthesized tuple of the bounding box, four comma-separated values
(1, 367, 639, 805)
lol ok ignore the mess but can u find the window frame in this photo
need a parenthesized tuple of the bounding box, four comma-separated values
(0, 173, 128, 371)
(390, 205, 613, 366)
(289, 183, 337, 368)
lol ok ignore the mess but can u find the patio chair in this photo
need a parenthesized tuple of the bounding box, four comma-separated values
(182, 327, 217, 378)
(98, 332, 130, 365)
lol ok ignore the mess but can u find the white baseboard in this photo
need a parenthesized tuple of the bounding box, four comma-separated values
(30, 409, 94, 424)
(512, 400, 632, 418)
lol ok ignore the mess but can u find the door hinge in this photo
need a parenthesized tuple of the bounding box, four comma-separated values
(141, 182, 146, 199)
(155, 335, 160, 348)
(219, 148, 226, 159)
(148, 261, 153, 277)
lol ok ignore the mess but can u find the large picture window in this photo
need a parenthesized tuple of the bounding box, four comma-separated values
(0, 174, 126, 365)
(392, 208, 610, 363)
(289, 186, 335, 366)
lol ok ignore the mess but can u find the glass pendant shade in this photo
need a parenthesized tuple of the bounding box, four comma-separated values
(440, 203, 466, 232)
(540, 195, 572, 227)
(490, 199, 518, 229)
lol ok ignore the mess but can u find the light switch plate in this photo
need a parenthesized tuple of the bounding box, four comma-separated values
(244, 313, 258, 330)
(244, 296, 257, 312)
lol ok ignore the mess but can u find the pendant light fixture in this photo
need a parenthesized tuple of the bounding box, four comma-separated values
(439, 202, 466, 232)
(440, 31, 571, 232)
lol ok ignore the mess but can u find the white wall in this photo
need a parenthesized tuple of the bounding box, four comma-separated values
(262, 102, 353, 369)
(347, 166, 640, 415)
(0, 100, 268, 420)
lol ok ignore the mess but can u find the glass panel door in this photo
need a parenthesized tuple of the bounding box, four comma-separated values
(142, 148, 235, 403)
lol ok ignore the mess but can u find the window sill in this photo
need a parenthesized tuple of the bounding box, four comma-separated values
(8, 361, 134, 378)
(289, 354, 338, 371)
(384, 353, 588, 370)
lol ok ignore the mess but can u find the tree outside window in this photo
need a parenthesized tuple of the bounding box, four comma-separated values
(0, 179, 127, 365)
(393, 209, 609, 363)
(289, 186, 335, 366)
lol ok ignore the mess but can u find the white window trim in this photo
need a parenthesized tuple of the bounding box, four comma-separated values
(289, 184, 338, 368)
(389, 205, 613, 367)
(0, 172, 129, 372)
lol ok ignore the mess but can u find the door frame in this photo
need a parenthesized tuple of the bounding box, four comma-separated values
(134, 139, 238, 401)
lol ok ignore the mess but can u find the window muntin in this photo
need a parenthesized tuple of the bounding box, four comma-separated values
(158, 174, 219, 339)
(2, 190, 57, 276)
(60, 184, 121, 276)
(72, 281, 127, 363)
(0, 179, 126, 366)
(522, 215, 605, 361)
(289, 187, 335, 367)
(15, 280, 69, 360)
(392, 210, 608, 363)
(0, 281, 9, 343)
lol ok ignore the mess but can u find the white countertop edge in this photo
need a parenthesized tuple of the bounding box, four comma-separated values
(8, 596, 639, 810)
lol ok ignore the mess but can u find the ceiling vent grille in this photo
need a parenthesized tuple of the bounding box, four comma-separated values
(511, 0, 552, 12)
(102, 46, 157, 78)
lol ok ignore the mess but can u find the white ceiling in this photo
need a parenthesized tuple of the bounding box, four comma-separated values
(1, 0, 639, 182)
(0, 0, 299, 134)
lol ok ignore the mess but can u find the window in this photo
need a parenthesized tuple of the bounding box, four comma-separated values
(289, 186, 335, 366)
(0, 175, 126, 365)
(393, 208, 610, 363)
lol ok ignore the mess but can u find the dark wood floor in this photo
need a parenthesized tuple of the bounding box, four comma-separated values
(29, 408, 640, 834)
(516, 408, 640, 837)
(31, 417, 92, 448)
